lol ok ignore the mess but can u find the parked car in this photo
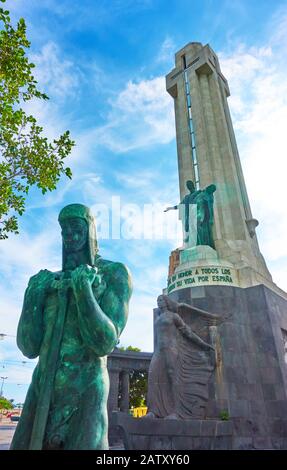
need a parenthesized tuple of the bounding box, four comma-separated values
(6, 410, 21, 421)
(10, 415, 20, 422)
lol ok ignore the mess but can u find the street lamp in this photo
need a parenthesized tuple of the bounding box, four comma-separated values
(0, 376, 8, 396)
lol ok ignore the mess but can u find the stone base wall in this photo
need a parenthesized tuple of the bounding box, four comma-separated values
(112, 412, 233, 450)
(167, 284, 287, 449)
(111, 284, 287, 450)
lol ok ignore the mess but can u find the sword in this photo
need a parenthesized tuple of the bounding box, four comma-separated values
(29, 271, 72, 450)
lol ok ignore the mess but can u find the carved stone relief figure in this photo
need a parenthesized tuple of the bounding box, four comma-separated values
(146, 295, 224, 419)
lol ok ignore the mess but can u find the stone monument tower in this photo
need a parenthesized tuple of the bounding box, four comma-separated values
(162, 42, 287, 450)
(165, 42, 281, 295)
(113, 42, 287, 451)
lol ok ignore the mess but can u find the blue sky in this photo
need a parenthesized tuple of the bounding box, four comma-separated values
(1, 0, 287, 403)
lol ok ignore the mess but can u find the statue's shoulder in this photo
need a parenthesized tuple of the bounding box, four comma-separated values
(28, 268, 59, 285)
(96, 258, 132, 289)
(205, 184, 216, 194)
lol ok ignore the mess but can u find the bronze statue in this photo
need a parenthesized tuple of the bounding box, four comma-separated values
(164, 180, 216, 248)
(10, 204, 132, 450)
(146, 295, 221, 419)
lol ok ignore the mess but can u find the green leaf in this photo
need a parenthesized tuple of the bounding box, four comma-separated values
(0, 4, 75, 239)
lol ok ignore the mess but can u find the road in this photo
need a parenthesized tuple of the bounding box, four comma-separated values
(0, 422, 17, 450)
(0, 420, 124, 450)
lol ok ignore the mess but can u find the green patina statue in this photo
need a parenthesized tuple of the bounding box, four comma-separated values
(10, 204, 132, 450)
(164, 180, 216, 248)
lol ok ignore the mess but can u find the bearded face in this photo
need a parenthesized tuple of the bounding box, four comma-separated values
(60, 218, 88, 253)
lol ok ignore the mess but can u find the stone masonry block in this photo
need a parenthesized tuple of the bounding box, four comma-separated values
(265, 401, 287, 418)
(233, 437, 253, 450)
(200, 420, 217, 436)
(215, 420, 233, 436)
(229, 400, 251, 418)
(172, 437, 193, 450)
(213, 436, 232, 450)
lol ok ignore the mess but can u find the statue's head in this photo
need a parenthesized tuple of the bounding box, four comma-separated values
(58, 204, 98, 269)
(205, 184, 216, 194)
(60, 217, 88, 253)
(186, 180, 195, 193)
(157, 295, 168, 311)
(157, 295, 178, 313)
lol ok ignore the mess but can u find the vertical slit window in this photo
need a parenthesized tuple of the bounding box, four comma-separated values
(182, 55, 187, 70)
(183, 68, 200, 187)
(191, 132, 196, 148)
(189, 119, 194, 133)
(194, 164, 199, 183)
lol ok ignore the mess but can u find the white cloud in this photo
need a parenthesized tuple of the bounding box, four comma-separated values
(26, 172, 102, 211)
(0, 307, 37, 395)
(120, 293, 155, 351)
(119, 257, 168, 352)
(30, 41, 81, 100)
(219, 12, 287, 290)
(269, 5, 287, 48)
(0, 364, 34, 386)
(0, 221, 61, 394)
(91, 76, 175, 153)
(18, 45, 175, 189)
(0, 296, 21, 344)
(156, 36, 176, 64)
(18, 41, 81, 174)
(0, 221, 60, 284)
(0, 215, 61, 379)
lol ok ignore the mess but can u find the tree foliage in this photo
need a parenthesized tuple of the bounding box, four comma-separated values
(129, 370, 148, 408)
(0, 0, 74, 238)
(0, 396, 13, 410)
(118, 345, 141, 353)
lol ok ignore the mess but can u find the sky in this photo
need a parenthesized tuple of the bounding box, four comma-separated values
(1, 0, 287, 403)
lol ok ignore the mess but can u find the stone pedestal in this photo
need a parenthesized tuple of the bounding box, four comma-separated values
(111, 285, 287, 449)
(167, 246, 239, 294)
(167, 245, 287, 298)
(112, 412, 233, 450)
(167, 284, 287, 449)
